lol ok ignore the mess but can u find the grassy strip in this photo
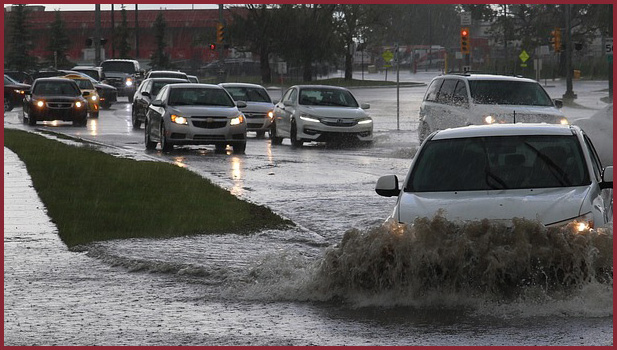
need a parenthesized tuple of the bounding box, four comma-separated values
(4, 129, 292, 248)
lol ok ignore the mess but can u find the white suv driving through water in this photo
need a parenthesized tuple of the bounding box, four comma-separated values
(418, 74, 568, 142)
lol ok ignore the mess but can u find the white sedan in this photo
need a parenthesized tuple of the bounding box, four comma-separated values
(376, 123, 613, 230)
(271, 85, 373, 147)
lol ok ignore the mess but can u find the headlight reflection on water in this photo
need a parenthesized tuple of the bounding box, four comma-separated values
(230, 156, 244, 196)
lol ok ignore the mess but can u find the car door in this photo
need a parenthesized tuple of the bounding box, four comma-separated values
(582, 133, 613, 224)
(147, 85, 169, 141)
(274, 87, 297, 137)
(135, 80, 151, 118)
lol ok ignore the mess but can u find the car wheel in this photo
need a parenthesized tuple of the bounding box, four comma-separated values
(90, 111, 99, 119)
(74, 115, 88, 127)
(144, 122, 156, 150)
(290, 121, 303, 147)
(128, 94, 134, 103)
(4, 96, 13, 112)
(233, 142, 246, 154)
(214, 144, 227, 153)
(270, 122, 283, 145)
(255, 130, 265, 138)
(27, 113, 37, 126)
(131, 109, 141, 129)
(101, 102, 111, 110)
(418, 120, 430, 143)
(160, 124, 173, 152)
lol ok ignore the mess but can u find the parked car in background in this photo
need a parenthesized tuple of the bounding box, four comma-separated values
(22, 77, 89, 126)
(219, 82, 274, 138)
(376, 123, 613, 230)
(4, 74, 30, 112)
(71, 66, 105, 82)
(418, 73, 568, 142)
(144, 83, 248, 153)
(145, 70, 189, 80)
(187, 75, 199, 83)
(100, 59, 144, 102)
(64, 74, 100, 118)
(271, 85, 373, 146)
(131, 77, 189, 129)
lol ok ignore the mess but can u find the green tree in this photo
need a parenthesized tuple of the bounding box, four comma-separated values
(5, 4, 37, 71)
(149, 11, 171, 69)
(45, 10, 72, 69)
(114, 5, 132, 58)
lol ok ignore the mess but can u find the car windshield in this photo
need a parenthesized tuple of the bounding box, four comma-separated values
(5, 75, 18, 84)
(406, 135, 589, 192)
(101, 61, 135, 73)
(225, 86, 271, 103)
(299, 88, 359, 107)
(168, 88, 235, 107)
(469, 80, 554, 106)
(152, 81, 184, 96)
(73, 79, 94, 90)
(33, 81, 81, 96)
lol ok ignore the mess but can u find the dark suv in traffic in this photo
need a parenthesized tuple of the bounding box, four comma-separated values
(100, 59, 144, 102)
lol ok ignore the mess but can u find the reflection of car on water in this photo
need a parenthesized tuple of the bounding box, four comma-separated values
(376, 123, 613, 230)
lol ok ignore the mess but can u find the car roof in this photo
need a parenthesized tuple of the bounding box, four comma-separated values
(168, 83, 222, 89)
(438, 73, 537, 83)
(293, 84, 350, 91)
(34, 77, 75, 83)
(149, 70, 186, 74)
(431, 123, 578, 140)
(146, 78, 189, 82)
(72, 66, 99, 70)
(64, 74, 90, 80)
(219, 82, 266, 89)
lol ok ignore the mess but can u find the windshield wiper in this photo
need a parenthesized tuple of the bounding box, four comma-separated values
(523, 142, 571, 186)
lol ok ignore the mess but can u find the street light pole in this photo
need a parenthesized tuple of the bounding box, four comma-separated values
(94, 5, 101, 65)
(563, 4, 576, 102)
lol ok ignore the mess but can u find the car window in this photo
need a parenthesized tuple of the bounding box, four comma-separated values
(282, 88, 297, 105)
(156, 85, 169, 101)
(225, 86, 271, 103)
(452, 80, 469, 106)
(436, 79, 457, 104)
(33, 81, 80, 96)
(406, 135, 590, 192)
(583, 134, 603, 181)
(152, 81, 181, 96)
(73, 79, 94, 90)
(5, 75, 16, 85)
(298, 88, 359, 107)
(168, 87, 235, 107)
(468, 80, 554, 106)
(423, 78, 443, 102)
(101, 61, 136, 73)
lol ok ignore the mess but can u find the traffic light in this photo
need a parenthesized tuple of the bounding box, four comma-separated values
(550, 28, 562, 53)
(216, 22, 225, 44)
(460, 27, 470, 54)
(209, 43, 216, 50)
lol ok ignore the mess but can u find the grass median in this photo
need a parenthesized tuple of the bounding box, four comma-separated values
(4, 128, 293, 248)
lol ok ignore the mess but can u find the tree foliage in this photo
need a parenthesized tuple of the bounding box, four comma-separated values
(149, 12, 171, 69)
(114, 5, 132, 58)
(45, 10, 72, 69)
(5, 4, 37, 71)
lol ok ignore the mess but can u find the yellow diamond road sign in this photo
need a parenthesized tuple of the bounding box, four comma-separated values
(519, 50, 530, 63)
(382, 50, 394, 62)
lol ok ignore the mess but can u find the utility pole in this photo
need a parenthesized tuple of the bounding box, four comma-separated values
(135, 4, 139, 59)
(609, 4, 613, 100)
(563, 4, 576, 102)
(94, 5, 101, 65)
(111, 4, 115, 58)
(218, 4, 225, 83)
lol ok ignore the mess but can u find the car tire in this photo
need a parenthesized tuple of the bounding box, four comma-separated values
(160, 124, 173, 152)
(4, 96, 13, 112)
(270, 122, 283, 145)
(144, 122, 156, 150)
(255, 130, 266, 138)
(90, 111, 99, 119)
(27, 113, 37, 126)
(418, 120, 430, 143)
(74, 115, 88, 127)
(128, 94, 134, 103)
(215, 144, 227, 153)
(290, 121, 303, 147)
(101, 102, 111, 110)
(131, 109, 141, 129)
(233, 142, 246, 154)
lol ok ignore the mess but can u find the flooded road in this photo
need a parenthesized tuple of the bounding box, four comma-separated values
(4, 73, 613, 345)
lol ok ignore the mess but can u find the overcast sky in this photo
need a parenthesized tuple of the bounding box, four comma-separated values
(4, 4, 220, 11)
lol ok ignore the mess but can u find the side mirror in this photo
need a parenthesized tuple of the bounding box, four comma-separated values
(236, 100, 247, 108)
(375, 175, 400, 197)
(142, 91, 150, 98)
(82, 91, 90, 97)
(360, 103, 370, 110)
(151, 99, 165, 107)
(600, 166, 613, 189)
(553, 99, 563, 109)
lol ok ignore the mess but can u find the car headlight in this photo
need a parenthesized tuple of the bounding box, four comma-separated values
(547, 212, 594, 232)
(171, 114, 188, 125)
(35, 100, 45, 108)
(267, 110, 274, 120)
(560, 117, 569, 125)
(300, 114, 320, 123)
(230, 114, 245, 126)
(75, 101, 83, 108)
(125, 78, 133, 87)
(91, 95, 98, 101)
(14, 89, 24, 95)
(358, 117, 373, 125)
(484, 115, 496, 124)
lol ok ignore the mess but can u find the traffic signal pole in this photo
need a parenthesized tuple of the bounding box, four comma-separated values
(217, 4, 225, 83)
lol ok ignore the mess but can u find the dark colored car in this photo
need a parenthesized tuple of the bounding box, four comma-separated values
(4, 70, 33, 84)
(4, 75, 31, 112)
(22, 77, 89, 126)
(131, 77, 188, 129)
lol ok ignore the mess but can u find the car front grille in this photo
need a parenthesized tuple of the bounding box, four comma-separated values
(46, 101, 73, 109)
(320, 118, 358, 127)
(192, 117, 228, 129)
